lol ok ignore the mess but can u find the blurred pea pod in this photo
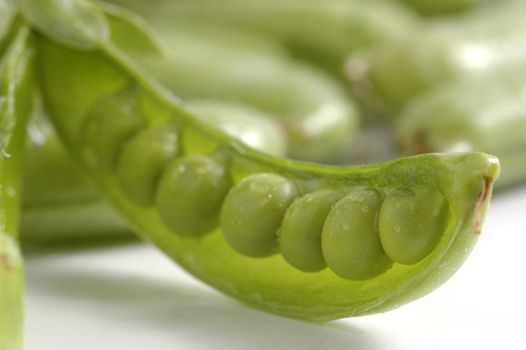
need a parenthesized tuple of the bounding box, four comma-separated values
(104, 4, 360, 163)
(0, 24, 33, 350)
(397, 0, 490, 16)
(23, 0, 499, 321)
(348, 0, 526, 116)
(0, 0, 16, 52)
(396, 70, 526, 189)
(107, 0, 420, 71)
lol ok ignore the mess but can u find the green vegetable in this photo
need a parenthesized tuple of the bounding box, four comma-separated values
(186, 100, 286, 157)
(348, 0, 526, 115)
(221, 173, 299, 257)
(124, 18, 358, 162)
(109, 0, 419, 71)
(322, 189, 392, 280)
(0, 25, 33, 350)
(397, 0, 490, 16)
(24, 0, 499, 320)
(280, 189, 343, 272)
(379, 187, 448, 264)
(396, 71, 526, 189)
(157, 153, 231, 237)
(21, 112, 130, 243)
(0, 0, 16, 54)
(20, 98, 286, 243)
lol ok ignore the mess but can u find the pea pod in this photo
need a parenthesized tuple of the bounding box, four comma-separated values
(109, 0, 420, 72)
(0, 0, 16, 54)
(0, 26, 33, 350)
(58, 1, 358, 163)
(25, 0, 499, 320)
(348, 0, 526, 115)
(21, 114, 131, 243)
(396, 71, 526, 189)
(396, 0, 490, 16)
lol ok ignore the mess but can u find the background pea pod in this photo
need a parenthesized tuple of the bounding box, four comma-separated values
(0, 0, 16, 53)
(348, 0, 526, 116)
(0, 26, 33, 350)
(24, 0, 499, 320)
(395, 70, 526, 189)
(396, 0, 490, 16)
(21, 113, 130, 243)
(107, 0, 420, 75)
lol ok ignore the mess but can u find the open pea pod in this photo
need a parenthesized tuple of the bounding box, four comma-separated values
(0, 25, 33, 350)
(109, 0, 420, 72)
(26, 0, 499, 320)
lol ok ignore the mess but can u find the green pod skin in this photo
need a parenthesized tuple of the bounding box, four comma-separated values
(27, 0, 500, 320)
(347, 0, 526, 115)
(0, 27, 33, 350)
(157, 153, 231, 237)
(396, 71, 526, 189)
(280, 189, 343, 272)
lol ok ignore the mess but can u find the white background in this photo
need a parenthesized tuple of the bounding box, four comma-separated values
(24, 185, 526, 350)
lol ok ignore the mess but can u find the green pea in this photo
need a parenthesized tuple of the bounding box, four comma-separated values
(156, 153, 231, 237)
(322, 189, 392, 280)
(379, 187, 448, 265)
(116, 123, 178, 206)
(280, 189, 342, 272)
(81, 88, 144, 172)
(221, 173, 298, 257)
(398, 0, 488, 15)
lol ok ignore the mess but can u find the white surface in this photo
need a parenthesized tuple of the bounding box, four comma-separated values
(24, 186, 526, 350)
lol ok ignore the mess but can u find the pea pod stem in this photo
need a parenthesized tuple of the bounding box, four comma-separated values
(26, 0, 500, 321)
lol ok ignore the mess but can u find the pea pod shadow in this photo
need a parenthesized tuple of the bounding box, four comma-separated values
(24, 243, 387, 350)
